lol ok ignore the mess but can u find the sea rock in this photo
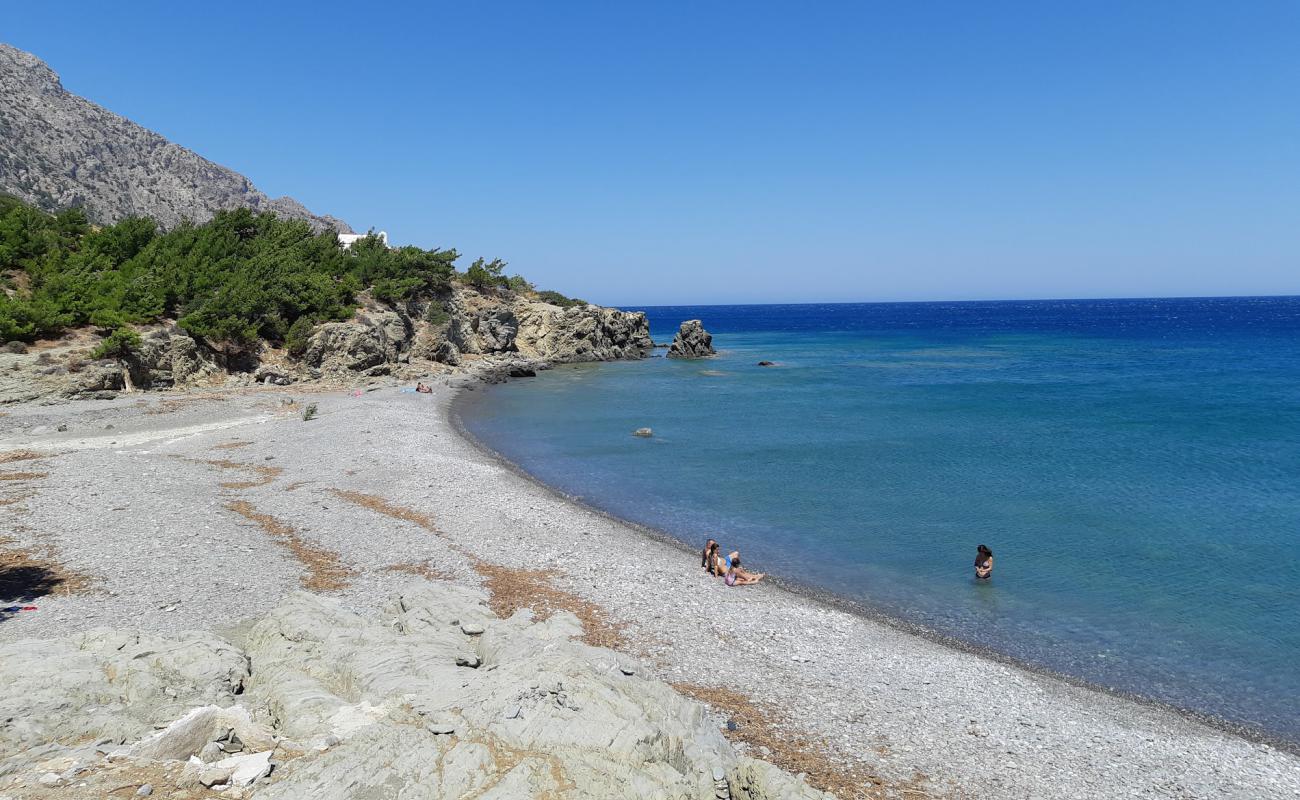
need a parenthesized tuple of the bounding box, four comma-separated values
(667, 320, 716, 359)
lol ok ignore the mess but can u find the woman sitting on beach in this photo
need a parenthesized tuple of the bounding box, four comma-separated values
(725, 552, 764, 586)
(701, 539, 722, 576)
(974, 544, 993, 580)
(415, 382, 433, 394)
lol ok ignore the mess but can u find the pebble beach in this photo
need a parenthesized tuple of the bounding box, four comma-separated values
(1, 385, 1298, 799)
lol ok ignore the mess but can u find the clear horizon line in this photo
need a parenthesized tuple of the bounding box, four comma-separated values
(609, 292, 1300, 309)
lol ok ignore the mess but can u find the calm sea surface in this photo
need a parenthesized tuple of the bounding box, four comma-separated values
(459, 297, 1300, 742)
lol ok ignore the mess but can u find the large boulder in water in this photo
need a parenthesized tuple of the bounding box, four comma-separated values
(667, 320, 715, 359)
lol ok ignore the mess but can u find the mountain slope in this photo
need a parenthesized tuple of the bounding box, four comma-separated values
(0, 43, 349, 232)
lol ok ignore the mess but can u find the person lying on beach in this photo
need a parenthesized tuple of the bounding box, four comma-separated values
(725, 553, 764, 586)
(701, 539, 722, 575)
(975, 544, 993, 580)
(415, 382, 433, 394)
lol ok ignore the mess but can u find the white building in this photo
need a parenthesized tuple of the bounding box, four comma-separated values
(337, 231, 389, 249)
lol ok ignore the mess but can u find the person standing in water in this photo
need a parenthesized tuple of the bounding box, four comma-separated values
(974, 544, 994, 580)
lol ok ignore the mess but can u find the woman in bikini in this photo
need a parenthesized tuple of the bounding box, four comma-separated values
(701, 539, 722, 576)
(974, 544, 993, 580)
(725, 552, 765, 586)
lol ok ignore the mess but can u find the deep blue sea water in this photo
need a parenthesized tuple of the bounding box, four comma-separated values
(460, 297, 1300, 743)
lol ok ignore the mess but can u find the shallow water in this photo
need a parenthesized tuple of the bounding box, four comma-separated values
(460, 297, 1300, 742)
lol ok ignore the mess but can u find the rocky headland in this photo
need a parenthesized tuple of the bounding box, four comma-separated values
(0, 283, 655, 405)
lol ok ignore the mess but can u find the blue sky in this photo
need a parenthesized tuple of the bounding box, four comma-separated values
(6, 1, 1299, 305)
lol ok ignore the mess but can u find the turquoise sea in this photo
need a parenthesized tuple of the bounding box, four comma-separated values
(459, 297, 1300, 744)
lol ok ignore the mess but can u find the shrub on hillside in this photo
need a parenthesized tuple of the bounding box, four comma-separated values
(463, 257, 507, 290)
(90, 327, 142, 360)
(0, 198, 476, 354)
(534, 290, 588, 308)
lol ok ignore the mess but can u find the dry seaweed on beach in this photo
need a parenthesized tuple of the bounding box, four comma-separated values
(329, 488, 440, 532)
(0, 450, 42, 464)
(0, 492, 32, 507)
(474, 563, 628, 650)
(225, 500, 354, 591)
(181, 456, 283, 489)
(0, 471, 47, 481)
(328, 488, 626, 648)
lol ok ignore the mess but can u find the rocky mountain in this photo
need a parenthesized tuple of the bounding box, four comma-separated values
(0, 43, 349, 232)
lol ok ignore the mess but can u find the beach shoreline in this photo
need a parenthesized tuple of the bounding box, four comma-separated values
(0, 384, 1297, 798)
(449, 381, 1299, 756)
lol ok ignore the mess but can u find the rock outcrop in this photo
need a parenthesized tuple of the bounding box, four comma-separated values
(668, 320, 716, 359)
(0, 584, 833, 799)
(0, 44, 348, 232)
(439, 287, 654, 364)
(125, 327, 221, 389)
(299, 305, 415, 380)
(0, 285, 652, 402)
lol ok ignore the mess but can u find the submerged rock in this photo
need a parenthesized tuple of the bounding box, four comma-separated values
(667, 320, 716, 359)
